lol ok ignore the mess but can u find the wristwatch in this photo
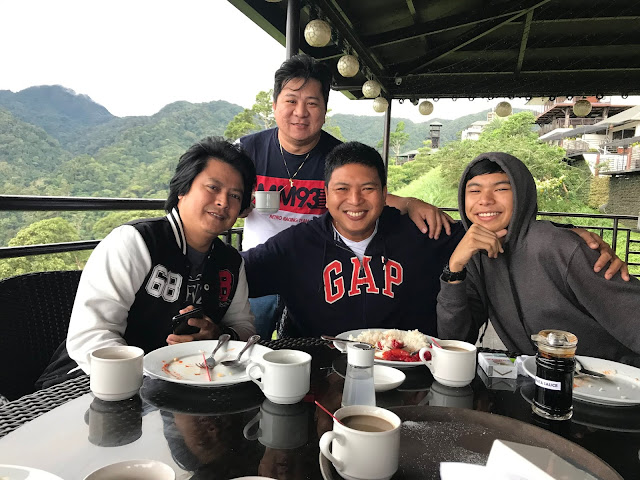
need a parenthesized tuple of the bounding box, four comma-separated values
(441, 263, 467, 282)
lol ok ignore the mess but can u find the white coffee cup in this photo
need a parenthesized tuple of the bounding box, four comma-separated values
(254, 190, 281, 214)
(319, 405, 401, 480)
(83, 459, 175, 480)
(90, 346, 144, 401)
(419, 340, 477, 387)
(246, 349, 311, 404)
(243, 399, 309, 449)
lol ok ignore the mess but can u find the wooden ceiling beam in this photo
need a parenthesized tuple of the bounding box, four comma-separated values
(362, 0, 548, 49)
(515, 10, 534, 74)
(402, 0, 551, 75)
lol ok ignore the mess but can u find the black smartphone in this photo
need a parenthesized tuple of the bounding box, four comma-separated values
(171, 307, 203, 335)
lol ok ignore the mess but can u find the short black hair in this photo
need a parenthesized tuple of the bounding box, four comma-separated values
(165, 137, 256, 213)
(325, 142, 387, 187)
(464, 158, 505, 186)
(273, 54, 332, 108)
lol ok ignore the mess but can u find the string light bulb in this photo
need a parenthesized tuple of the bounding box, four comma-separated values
(573, 99, 592, 117)
(495, 101, 512, 117)
(372, 97, 388, 113)
(337, 54, 359, 77)
(304, 19, 332, 47)
(418, 101, 434, 115)
(362, 80, 381, 98)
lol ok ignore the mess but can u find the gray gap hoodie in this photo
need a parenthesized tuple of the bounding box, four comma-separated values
(437, 152, 640, 366)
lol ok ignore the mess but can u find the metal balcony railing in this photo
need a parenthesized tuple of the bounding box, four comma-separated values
(1, 196, 638, 277)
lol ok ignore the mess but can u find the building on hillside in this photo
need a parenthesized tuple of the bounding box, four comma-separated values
(461, 120, 489, 141)
(529, 96, 633, 171)
(396, 150, 419, 165)
(532, 97, 640, 217)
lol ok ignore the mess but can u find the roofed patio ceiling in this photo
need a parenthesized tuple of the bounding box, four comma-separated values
(230, 0, 640, 100)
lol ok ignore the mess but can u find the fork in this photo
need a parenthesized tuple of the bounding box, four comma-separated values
(196, 333, 231, 369)
(220, 334, 261, 367)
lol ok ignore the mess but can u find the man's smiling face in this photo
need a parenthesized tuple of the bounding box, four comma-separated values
(272, 77, 326, 151)
(464, 172, 514, 232)
(325, 163, 386, 241)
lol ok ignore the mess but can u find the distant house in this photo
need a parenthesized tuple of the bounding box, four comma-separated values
(530, 96, 638, 175)
(396, 149, 419, 165)
(461, 120, 489, 141)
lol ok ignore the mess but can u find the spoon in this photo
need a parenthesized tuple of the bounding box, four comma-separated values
(575, 358, 606, 378)
(220, 334, 261, 367)
(320, 335, 374, 346)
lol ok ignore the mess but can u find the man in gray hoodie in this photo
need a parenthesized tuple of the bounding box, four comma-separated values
(437, 152, 640, 366)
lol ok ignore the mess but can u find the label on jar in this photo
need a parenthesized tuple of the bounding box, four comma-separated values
(535, 376, 561, 391)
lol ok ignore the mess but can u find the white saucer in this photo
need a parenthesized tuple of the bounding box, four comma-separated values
(83, 460, 174, 480)
(374, 365, 406, 392)
(0, 465, 63, 480)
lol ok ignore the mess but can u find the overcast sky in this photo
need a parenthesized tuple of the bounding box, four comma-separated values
(1, 0, 635, 124)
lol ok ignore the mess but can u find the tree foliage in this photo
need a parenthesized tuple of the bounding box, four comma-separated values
(0, 217, 90, 278)
(224, 90, 276, 140)
(378, 121, 410, 163)
(391, 112, 591, 211)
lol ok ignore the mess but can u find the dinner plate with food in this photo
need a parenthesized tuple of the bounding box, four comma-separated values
(332, 328, 437, 368)
(144, 340, 272, 387)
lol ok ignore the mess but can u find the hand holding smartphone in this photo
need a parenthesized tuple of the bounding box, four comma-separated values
(171, 307, 203, 335)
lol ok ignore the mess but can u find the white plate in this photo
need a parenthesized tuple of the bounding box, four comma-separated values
(0, 465, 63, 480)
(84, 460, 174, 480)
(333, 328, 435, 368)
(522, 355, 640, 406)
(143, 340, 272, 387)
(374, 365, 406, 392)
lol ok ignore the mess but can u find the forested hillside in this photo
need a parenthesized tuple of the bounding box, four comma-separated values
(4, 86, 605, 278)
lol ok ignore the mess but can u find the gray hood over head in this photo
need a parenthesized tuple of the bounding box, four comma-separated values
(458, 152, 538, 248)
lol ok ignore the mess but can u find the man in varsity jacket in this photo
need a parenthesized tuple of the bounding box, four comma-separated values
(38, 138, 256, 384)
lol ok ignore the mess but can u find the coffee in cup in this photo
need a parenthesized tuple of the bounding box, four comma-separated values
(319, 405, 400, 480)
(419, 340, 477, 388)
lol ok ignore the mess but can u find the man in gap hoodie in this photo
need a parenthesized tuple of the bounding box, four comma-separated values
(243, 144, 626, 339)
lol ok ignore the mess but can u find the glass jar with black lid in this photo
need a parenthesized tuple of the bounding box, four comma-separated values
(530, 329, 578, 421)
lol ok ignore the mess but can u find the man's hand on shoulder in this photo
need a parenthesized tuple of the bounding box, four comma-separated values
(387, 194, 454, 239)
(570, 228, 630, 281)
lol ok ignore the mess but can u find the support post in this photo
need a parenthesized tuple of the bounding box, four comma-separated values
(383, 100, 391, 171)
(286, 0, 300, 59)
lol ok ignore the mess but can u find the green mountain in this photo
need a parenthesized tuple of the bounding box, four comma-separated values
(0, 86, 114, 148)
(0, 107, 72, 191)
(329, 110, 493, 151)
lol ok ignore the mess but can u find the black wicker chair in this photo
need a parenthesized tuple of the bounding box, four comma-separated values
(0, 270, 82, 400)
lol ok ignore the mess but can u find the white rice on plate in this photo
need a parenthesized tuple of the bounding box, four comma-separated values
(349, 329, 430, 352)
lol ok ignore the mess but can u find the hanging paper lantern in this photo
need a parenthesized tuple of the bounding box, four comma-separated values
(418, 101, 434, 115)
(304, 19, 332, 47)
(495, 101, 512, 117)
(362, 80, 381, 98)
(573, 99, 592, 117)
(372, 97, 389, 113)
(337, 54, 359, 77)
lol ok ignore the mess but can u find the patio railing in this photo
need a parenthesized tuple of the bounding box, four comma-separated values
(1, 195, 638, 277)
